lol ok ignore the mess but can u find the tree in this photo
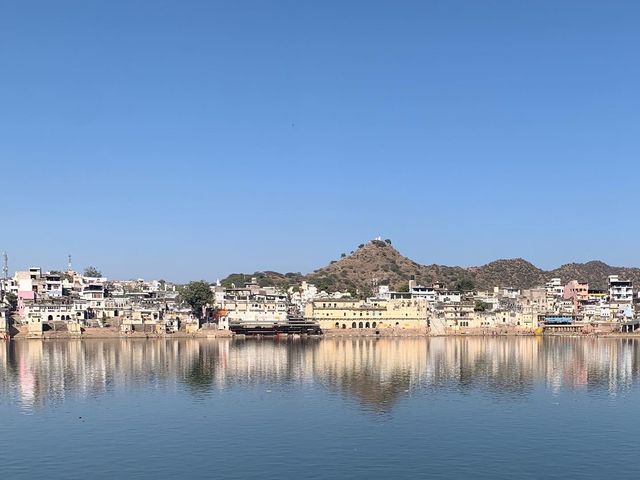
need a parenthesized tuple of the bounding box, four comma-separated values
(398, 283, 410, 292)
(384, 239, 392, 245)
(454, 278, 475, 292)
(3, 292, 17, 311)
(474, 300, 490, 312)
(84, 266, 102, 278)
(180, 281, 214, 319)
(341, 253, 347, 258)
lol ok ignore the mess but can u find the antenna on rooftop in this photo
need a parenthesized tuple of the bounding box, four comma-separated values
(67, 254, 72, 272)
(2, 251, 7, 279)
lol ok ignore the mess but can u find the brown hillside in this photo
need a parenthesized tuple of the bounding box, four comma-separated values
(472, 258, 545, 290)
(306, 240, 465, 295)
(220, 240, 640, 295)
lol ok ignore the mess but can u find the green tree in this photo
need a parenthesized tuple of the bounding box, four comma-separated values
(474, 300, 489, 312)
(341, 253, 347, 258)
(84, 266, 102, 277)
(454, 278, 475, 292)
(180, 281, 214, 319)
(3, 291, 17, 311)
(398, 283, 410, 292)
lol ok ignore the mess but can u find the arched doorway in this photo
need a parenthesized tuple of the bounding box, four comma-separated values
(341, 324, 346, 329)
(365, 322, 370, 328)
(352, 322, 357, 328)
(335, 322, 340, 328)
(372, 322, 377, 328)
(47, 315, 53, 321)
(358, 322, 363, 328)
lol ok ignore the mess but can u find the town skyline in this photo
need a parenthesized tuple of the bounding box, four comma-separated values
(3, 239, 640, 287)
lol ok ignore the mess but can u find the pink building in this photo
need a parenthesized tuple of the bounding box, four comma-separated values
(16, 290, 36, 317)
(563, 280, 589, 310)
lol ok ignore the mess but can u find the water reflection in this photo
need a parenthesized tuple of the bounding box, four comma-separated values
(2, 337, 640, 412)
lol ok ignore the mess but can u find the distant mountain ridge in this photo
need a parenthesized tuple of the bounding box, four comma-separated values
(221, 240, 640, 294)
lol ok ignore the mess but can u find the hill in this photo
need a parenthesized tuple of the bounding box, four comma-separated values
(306, 239, 466, 296)
(220, 240, 640, 295)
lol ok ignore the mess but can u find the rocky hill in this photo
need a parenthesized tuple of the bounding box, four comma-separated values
(220, 240, 640, 294)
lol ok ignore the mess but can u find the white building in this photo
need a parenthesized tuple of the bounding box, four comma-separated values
(608, 275, 633, 303)
(545, 278, 563, 297)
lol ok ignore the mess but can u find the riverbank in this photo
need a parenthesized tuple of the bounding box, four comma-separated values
(7, 325, 234, 340)
(5, 325, 640, 340)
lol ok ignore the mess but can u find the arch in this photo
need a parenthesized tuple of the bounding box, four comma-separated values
(352, 322, 357, 329)
(365, 322, 370, 328)
(358, 321, 363, 328)
(47, 315, 53, 321)
(335, 322, 340, 328)
(66, 315, 71, 320)
(341, 324, 346, 329)
(372, 322, 377, 328)
(395, 322, 399, 327)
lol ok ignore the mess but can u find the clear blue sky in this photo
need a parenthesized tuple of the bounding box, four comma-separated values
(1, 0, 639, 282)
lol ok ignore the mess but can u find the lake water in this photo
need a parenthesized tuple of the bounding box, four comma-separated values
(2, 337, 640, 479)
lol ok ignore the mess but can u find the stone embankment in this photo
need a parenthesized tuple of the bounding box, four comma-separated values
(323, 326, 534, 337)
(9, 325, 233, 340)
(5, 324, 637, 340)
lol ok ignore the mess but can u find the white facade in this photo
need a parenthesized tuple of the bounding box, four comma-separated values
(608, 275, 633, 303)
(545, 278, 563, 297)
(437, 291, 461, 303)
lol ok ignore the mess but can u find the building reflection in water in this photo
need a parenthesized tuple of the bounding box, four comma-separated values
(2, 337, 640, 412)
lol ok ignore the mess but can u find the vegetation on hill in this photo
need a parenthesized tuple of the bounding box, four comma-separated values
(219, 240, 640, 296)
(221, 271, 304, 289)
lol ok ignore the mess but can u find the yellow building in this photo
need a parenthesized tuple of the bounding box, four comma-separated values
(305, 298, 428, 330)
(440, 302, 475, 329)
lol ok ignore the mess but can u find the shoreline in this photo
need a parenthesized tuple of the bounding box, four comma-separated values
(4, 326, 640, 340)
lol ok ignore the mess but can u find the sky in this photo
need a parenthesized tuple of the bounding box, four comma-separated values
(1, 0, 639, 282)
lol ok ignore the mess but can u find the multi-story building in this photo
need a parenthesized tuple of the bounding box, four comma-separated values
(23, 300, 88, 323)
(44, 273, 63, 297)
(608, 276, 633, 302)
(439, 301, 474, 328)
(608, 275, 634, 321)
(211, 280, 289, 325)
(305, 297, 428, 330)
(496, 287, 521, 299)
(545, 278, 563, 297)
(563, 280, 588, 307)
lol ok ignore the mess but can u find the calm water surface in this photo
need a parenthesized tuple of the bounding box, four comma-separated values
(1, 337, 640, 479)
